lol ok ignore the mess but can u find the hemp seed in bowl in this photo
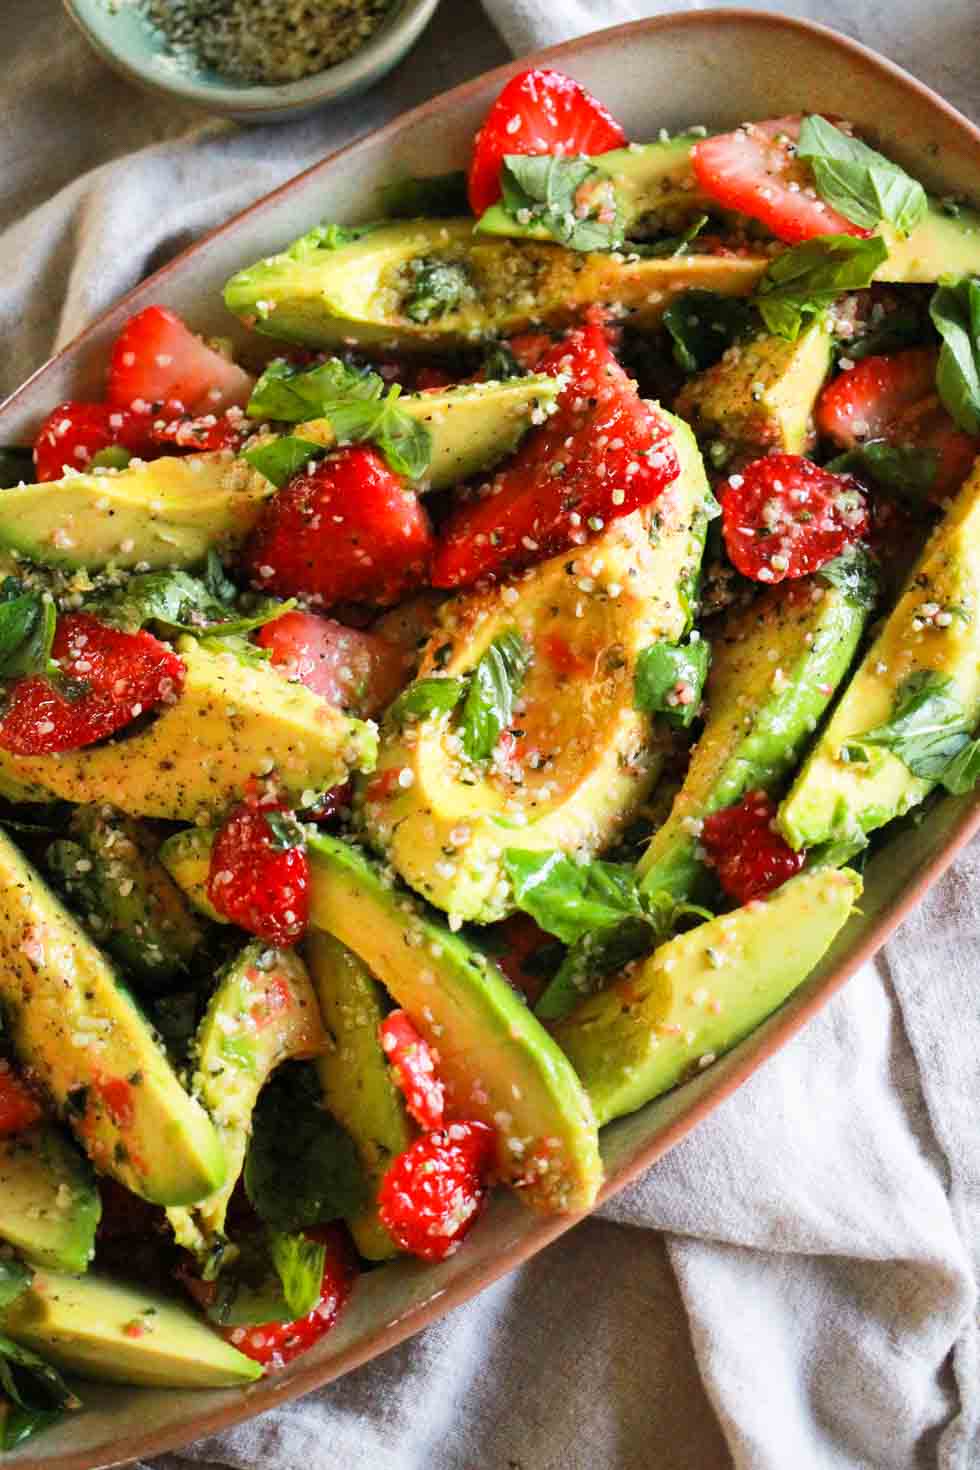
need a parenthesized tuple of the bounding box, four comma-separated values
(142, 0, 398, 85)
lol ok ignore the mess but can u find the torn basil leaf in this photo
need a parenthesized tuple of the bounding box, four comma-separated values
(756, 235, 889, 341)
(458, 631, 530, 762)
(268, 1229, 327, 1319)
(0, 582, 57, 680)
(503, 849, 645, 948)
(0, 1333, 79, 1451)
(326, 386, 432, 482)
(247, 356, 383, 423)
(856, 670, 972, 780)
(244, 435, 323, 489)
(929, 276, 980, 435)
(388, 676, 466, 727)
(940, 738, 980, 794)
(796, 115, 928, 235)
(86, 569, 291, 640)
(499, 154, 623, 253)
(634, 638, 711, 728)
(662, 290, 756, 373)
(826, 442, 938, 507)
(817, 545, 880, 610)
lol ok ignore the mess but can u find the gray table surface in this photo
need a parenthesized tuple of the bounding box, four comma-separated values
(5, 4, 977, 1468)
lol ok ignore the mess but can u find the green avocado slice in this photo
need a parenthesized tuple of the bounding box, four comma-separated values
(637, 566, 875, 904)
(223, 218, 768, 351)
(555, 866, 861, 1125)
(780, 458, 980, 849)
(0, 1126, 100, 1274)
(167, 943, 326, 1270)
(304, 933, 411, 1261)
(361, 412, 714, 925)
(675, 320, 833, 458)
(0, 453, 272, 573)
(306, 833, 602, 1215)
(0, 638, 377, 822)
(0, 829, 226, 1206)
(1, 1271, 261, 1388)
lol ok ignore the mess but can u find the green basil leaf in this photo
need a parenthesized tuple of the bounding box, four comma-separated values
(380, 170, 469, 219)
(503, 849, 644, 947)
(387, 676, 466, 727)
(534, 916, 655, 1021)
(403, 259, 471, 324)
(0, 449, 33, 489)
(797, 115, 928, 235)
(756, 235, 889, 341)
(244, 1063, 366, 1233)
(268, 1229, 327, 1319)
(940, 738, 980, 794)
(0, 1259, 31, 1313)
(929, 276, 980, 434)
(0, 1332, 78, 1451)
(204, 549, 238, 606)
(500, 154, 623, 253)
(87, 569, 292, 640)
(825, 442, 938, 509)
(458, 631, 530, 762)
(326, 387, 433, 482)
(625, 214, 709, 259)
(244, 436, 324, 489)
(247, 356, 384, 422)
(286, 221, 382, 263)
(662, 290, 757, 373)
(634, 638, 711, 728)
(480, 343, 526, 382)
(199, 634, 273, 669)
(817, 544, 880, 609)
(0, 587, 57, 679)
(857, 670, 971, 779)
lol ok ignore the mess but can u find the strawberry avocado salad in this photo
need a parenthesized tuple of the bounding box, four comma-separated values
(3, 66, 980, 1449)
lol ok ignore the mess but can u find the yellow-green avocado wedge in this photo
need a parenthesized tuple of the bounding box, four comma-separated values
(675, 321, 832, 458)
(0, 1125, 100, 1274)
(223, 218, 768, 351)
(294, 375, 560, 491)
(637, 569, 875, 903)
(307, 832, 602, 1214)
(168, 943, 326, 1265)
(1, 1271, 261, 1387)
(0, 637, 377, 821)
(780, 457, 980, 849)
(0, 828, 225, 1206)
(360, 412, 713, 925)
(305, 932, 411, 1261)
(0, 452, 272, 573)
(555, 867, 862, 1126)
(157, 828, 603, 1212)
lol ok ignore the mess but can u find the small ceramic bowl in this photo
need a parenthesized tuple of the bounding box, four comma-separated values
(62, 0, 443, 122)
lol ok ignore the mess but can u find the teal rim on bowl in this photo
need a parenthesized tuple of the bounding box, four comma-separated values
(63, 0, 443, 121)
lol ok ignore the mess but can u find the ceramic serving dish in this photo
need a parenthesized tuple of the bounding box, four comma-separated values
(63, 0, 443, 123)
(4, 11, 980, 1467)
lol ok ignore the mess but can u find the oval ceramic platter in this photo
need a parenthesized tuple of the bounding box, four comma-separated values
(4, 11, 980, 1467)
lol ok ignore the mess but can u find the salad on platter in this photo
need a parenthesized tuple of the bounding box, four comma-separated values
(1, 64, 980, 1450)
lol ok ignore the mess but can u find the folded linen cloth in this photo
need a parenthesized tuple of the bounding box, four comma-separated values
(2, 3, 977, 1467)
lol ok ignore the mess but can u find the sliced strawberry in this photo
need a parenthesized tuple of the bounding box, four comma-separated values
(148, 407, 250, 453)
(816, 349, 979, 499)
(692, 115, 867, 245)
(220, 1225, 356, 1368)
(0, 613, 184, 756)
(107, 306, 253, 415)
(378, 1120, 495, 1262)
(33, 400, 159, 481)
(430, 320, 680, 589)
(468, 67, 627, 216)
(720, 454, 869, 583)
(257, 610, 408, 719)
(701, 792, 805, 905)
(0, 1062, 42, 1136)
(379, 1010, 445, 1130)
(243, 445, 433, 609)
(207, 798, 310, 946)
